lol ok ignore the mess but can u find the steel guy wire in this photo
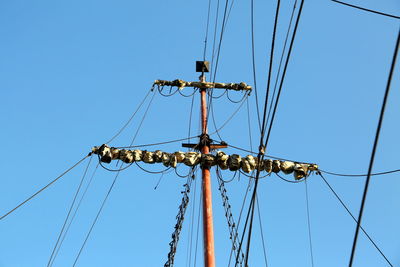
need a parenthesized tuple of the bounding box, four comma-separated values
(318, 172, 393, 266)
(0, 154, 91, 221)
(47, 154, 93, 267)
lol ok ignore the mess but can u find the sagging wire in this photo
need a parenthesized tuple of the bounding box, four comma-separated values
(135, 162, 172, 174)
(226, 90, 248, 103)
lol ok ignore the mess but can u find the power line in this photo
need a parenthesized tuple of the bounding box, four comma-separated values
(50, 163, 100, 266)
(250, 0, 262, 132)
(263, 0, 304, 148)
(349, 28, 400, 267)
(47, 155, 93, 267)
(129, 88, 157, 146)
(72, 170, 122, 266)
(304, 178, 315, 267)
(319, 172, 393, 266)
(331, 0, 400, 20)
(203, 0, 212, 61)
(0, 154, 91, 221)
(256, 195, 269, 267)
(266, 0, 297, 127)
(105, 87, 153, 144)
(319, 168, 400, 177)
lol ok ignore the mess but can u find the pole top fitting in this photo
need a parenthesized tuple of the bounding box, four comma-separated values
(196, 61, 210, 73)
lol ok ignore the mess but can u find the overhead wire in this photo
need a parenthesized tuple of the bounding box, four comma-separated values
(331, 0, 400, 20)
(135, 162, 172, 174)
(50, 163, 100, 266)
(129, 88, 157, 146)
(263, 0, 304, 147)
(203, 0, 212, 61)
(0, 154, 91, 221)
(275, 172, 304, 183)
(47, 155, 93, 267)
(349, 28, 400, 267)
(319, 168, 400, 177)
(266, 0, 297, 125)
(105, 87, 153, 144)
(304, 178, 315, 267)
(256, 195, 268, 267)
(241, 1, 284, 263)
(230, 179, 253, 267)
(72, 169, 122, 266)
(250, 0, 262, 132)
(318, 172, 393, 266)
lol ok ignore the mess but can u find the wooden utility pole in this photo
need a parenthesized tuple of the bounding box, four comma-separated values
(199, 72, 216, 267)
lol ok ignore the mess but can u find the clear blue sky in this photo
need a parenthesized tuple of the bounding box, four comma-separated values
(1, 0, 399, 266)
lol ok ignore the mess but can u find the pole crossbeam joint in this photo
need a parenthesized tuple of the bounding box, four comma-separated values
(154, 79, 252, 92)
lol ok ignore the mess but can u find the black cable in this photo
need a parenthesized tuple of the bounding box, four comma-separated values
(228, 179, 253, 267)
(217, 168, 237, 183)
(319, 168, 400, 177)
(0, 154, 91, 220)
(209, 96, 224, 141)
(208, 93, 249, 136)
(50, 163, 100, 266)
(206, 0, 230, 131)
(105, 88, 153, 144)
(135, 162, 171, 174)
(304, 178, 315, 267)
(266, 0, 297, 126)
(178, 88, 198, 98)
(318, 172, 393, 266)
(246, 97, 254, 152)
(129, 88, 157, 146)
(203, 0, 212, 61)
(47, 155, 93, 267)
(349, 29, 400, 267)
(158, 85, 180, 97)
(275, 172, 303, 183)
(250, 0, 262, 132)
(188, 93, 195, 144)
(209, 0, 220, 81)
(242, 0, 282, 263)
(174, 165, 193, 178)
(226, 90, 247, 103)
(99, 158, 134, 172)
(256, 195, 268, 267)
(263, 0, 304, 148)
(331, 0, 400, 20)
(72, 170, 122, 266)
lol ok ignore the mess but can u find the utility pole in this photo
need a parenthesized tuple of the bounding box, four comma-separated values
(198, 63, 216, 267)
